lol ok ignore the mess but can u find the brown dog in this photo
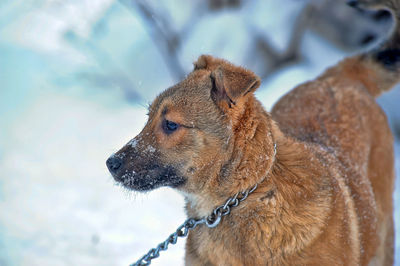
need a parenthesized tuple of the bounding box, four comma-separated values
(106, 0, 400, 265)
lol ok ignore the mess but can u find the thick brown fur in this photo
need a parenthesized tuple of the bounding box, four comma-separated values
(107, 1, 400, 265)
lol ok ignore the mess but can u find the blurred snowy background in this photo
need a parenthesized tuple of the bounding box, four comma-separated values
(1, 0, 400, 265)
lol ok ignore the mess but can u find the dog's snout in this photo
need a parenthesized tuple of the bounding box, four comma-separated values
(106, 156, 122, 174)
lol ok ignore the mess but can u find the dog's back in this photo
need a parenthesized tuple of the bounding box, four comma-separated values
(272, 1, 400, 264)
(272, 63, 395, 265)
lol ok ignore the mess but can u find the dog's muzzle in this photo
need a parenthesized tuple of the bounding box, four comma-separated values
(106, 153, 186, 191)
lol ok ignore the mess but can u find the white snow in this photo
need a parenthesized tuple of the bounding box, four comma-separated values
(129, 139, 138, 148)
(0, 90, 186, 266)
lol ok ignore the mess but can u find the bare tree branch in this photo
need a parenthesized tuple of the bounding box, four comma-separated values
(121, 0, 311, 84)
(64, 30, 143, 103)
(253, 4, 313, 80)
(120, 0, 185, 80)
(120, 0, 207, 81)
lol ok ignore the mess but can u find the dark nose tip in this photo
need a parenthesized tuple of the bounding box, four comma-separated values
(106, 156, 122, 174)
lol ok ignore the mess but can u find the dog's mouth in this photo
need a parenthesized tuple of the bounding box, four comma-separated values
(109, 162, 186, 191)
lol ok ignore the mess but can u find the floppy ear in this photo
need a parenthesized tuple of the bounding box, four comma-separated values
(210, 65, 261, 108)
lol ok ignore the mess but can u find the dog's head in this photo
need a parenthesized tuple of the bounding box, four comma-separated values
(106, 55, 274, 195)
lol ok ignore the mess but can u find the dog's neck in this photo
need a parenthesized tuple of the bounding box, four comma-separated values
(184, 120, 333, 260)
(184, 98, 280, 217)
(184, 100, 331, 239)
(223, 98, 278, 191)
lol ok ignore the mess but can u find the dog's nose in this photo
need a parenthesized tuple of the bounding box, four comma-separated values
(106, 156, 122, 174)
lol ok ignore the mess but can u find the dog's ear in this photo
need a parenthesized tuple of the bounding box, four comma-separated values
(193, 55, 210, 70)
(210, 65, 260, 108)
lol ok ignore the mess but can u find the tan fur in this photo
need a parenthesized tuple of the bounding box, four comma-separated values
(107, 1, 400, 265)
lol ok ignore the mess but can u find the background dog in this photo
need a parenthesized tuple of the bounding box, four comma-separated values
(107, 0, 400, 264)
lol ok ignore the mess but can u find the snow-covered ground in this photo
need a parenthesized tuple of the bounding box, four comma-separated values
(0, 89, 187, 265)
(1, 1, 400, 265)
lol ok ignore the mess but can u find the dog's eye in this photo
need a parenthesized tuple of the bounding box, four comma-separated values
(163, 119, 179, 134)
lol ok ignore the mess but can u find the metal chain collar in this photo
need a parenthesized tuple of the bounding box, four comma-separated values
(131, 184, 258, 266)
(131, 143, 277, 266)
